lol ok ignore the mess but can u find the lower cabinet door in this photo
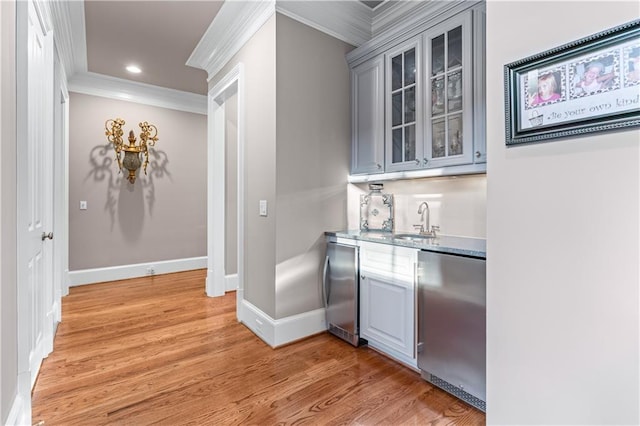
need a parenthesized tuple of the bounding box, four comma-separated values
(360, 273, 415, 363)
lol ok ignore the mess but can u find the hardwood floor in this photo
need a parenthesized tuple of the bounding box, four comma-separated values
(32, 269, 485, 425)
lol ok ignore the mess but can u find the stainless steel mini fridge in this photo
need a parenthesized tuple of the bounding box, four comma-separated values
(417, 250, 486, 412)
(323, 241, 361, 346)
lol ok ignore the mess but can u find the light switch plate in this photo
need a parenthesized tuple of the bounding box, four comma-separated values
(80, 200, 87, 210)
(259, 200, 267, 216)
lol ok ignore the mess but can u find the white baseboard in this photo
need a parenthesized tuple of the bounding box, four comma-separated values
(225, 273, 238, 292)
(272, 307, 327, 347)
(238, 299, 327, 348)
(63, 268, 70, 296)
(239, 299, 275, 345)
(6, 392, 29, 426)
(236, 288, 244, 322)
(68, 256, 207, 287)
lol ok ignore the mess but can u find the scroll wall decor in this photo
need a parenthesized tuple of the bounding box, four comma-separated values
(105, 118, 159, 183)
(504, 19, 639, 145)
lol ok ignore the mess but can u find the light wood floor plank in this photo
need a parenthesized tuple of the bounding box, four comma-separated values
(32, 269, 485, 425)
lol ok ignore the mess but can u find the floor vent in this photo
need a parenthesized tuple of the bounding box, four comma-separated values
(428, 373, 486, 412)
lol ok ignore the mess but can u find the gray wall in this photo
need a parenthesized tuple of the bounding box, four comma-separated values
(274, 14, 353, 319)
(68, 93, 207, 270)
(486, 2, 639, 424)
(210, 15, 277, 318)
(1, 1, 18, 421)
(225, 93, 238, 276)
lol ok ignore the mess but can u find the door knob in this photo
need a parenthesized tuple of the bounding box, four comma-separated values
(41, 232, 53, 241)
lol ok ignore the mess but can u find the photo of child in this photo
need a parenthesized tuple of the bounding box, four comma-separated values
(571, 54, 618, 97)
(530, 72, 562, 106)
(525, 68, 565, 109)
(625, 46, 640, 85)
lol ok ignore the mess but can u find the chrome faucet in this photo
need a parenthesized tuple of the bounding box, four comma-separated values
(418, 202, 430, 234)
(413, 201, 439, 237)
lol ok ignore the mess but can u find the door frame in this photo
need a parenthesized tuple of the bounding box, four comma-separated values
(53, 46, 70, 303)
(207, 63, 245, 317)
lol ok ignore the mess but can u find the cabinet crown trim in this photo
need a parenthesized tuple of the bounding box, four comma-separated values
(347, 0, 483, 68)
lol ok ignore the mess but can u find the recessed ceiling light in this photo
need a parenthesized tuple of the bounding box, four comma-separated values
(126, 65, 141, 74)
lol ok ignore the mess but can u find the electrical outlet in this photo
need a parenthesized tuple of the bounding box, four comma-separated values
(80, 200, 87, 210)
(259, 200, 267, 216)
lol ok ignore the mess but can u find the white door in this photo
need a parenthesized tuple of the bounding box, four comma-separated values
(17, 0, 56, 390)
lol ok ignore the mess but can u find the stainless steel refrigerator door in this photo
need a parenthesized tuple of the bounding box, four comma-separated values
(324, 242, 359, 346)
(417, 251, 486, 402)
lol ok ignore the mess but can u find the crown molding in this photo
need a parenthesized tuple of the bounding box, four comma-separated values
(33, 0, 53, 34)
(275, 1, 371, 47)
(68, 72, 207, 115)
(372, 0, 424, 37)
(48, 0, 87, 79)
(187, 0, 276, 79)
(188, 0, 375, 81)
(347, 0, 480, 67)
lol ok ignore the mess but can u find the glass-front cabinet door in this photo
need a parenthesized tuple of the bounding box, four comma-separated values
(385, 37, 422, 172)
(424, 11, 473, 168)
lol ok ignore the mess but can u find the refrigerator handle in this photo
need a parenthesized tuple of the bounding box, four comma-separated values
(322, 255, 330, 308)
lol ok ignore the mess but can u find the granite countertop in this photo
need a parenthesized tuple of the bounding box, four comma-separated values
(325, 230, 486, 259)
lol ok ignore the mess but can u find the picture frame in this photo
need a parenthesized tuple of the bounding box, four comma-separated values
(504, 19, 640, 146)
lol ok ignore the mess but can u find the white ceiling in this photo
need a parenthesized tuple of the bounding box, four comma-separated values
(84, 1, 223, 95)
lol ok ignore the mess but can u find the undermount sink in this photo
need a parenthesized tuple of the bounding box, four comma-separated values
(394, 233, 436, 242)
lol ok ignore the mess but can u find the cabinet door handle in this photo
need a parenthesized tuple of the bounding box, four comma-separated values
(475, 151, 481, 158)
(376, 163, 382, 170)
(322, 256, 330, 308)
(423, 158, 428, 165)
(415, 159, 420, 165)
(414, 262, 418, 359)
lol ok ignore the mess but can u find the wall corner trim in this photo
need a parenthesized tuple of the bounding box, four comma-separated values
(238, 299, 327, 348)
(6, 393, 29, 426)
(68, 71, 207, 115)
(68, 256, 207, 287)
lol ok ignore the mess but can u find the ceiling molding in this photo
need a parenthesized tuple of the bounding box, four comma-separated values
(187, 0, 276, 79)
(48, 0, 87, 79)
(347, 0, 480, 67)
(373, 0, 469, 38)
(275, 1, 372, 47)
(33, 0, 53, 34)
(68, 72, 207, 115)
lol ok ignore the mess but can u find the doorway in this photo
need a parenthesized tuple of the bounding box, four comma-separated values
(207, 63, 245, 318)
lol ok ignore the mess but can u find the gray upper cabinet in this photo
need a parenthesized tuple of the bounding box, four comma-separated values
(385, 37, 422, 172)
(351, 56, 385, 174)
(348, 2, 486, 178)
(423, 10, 473, 168)
(472, 5, 487, 164)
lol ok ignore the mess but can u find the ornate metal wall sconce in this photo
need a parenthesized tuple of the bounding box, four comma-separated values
(105, 118, 159, 184)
